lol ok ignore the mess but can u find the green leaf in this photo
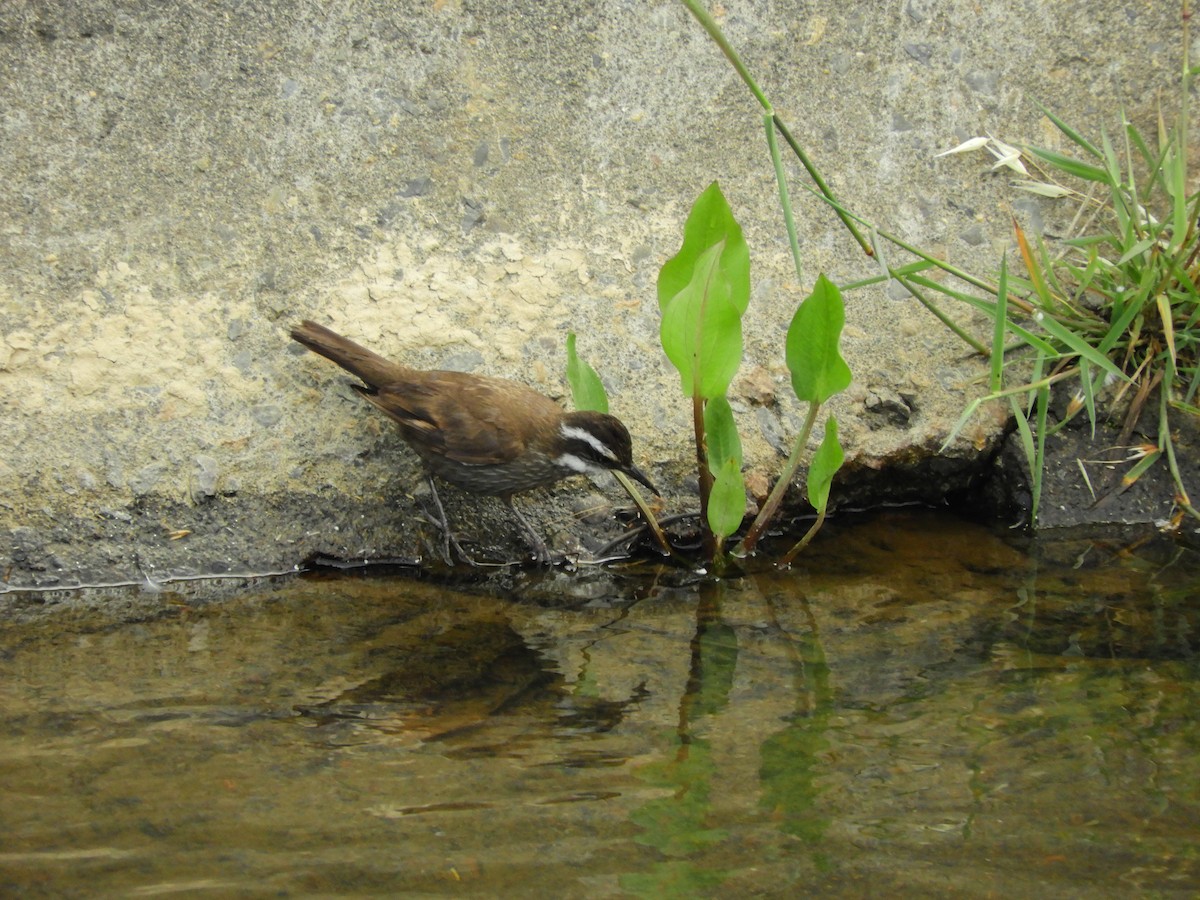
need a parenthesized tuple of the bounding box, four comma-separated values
(658, 181, 750, 315)
(1035, 311, 1126, 382)
(707, 455, 746, 541)
(786, 274, 852, 404)
(906, 273, 1060, 354)
(1035, 101, 1103, 158)
(990, 254, 1008, 393)
(660, 241, 744, 399)
(1165, 129, 1188, 251)
(1025, 146, 1112, 185)
(1008, 393, 1039, 521)
(806, 416, 843, 512)
(565, 333, 608, 413)
(1115, 237, 1159, 267)
(705, 395, 745, 540)
(703, 396, 742, 471)
(1078, 357, 1098, 438)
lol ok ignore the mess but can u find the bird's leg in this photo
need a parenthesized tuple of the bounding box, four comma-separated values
(504, 496, 553, 565)
(422, 476, 476, 566)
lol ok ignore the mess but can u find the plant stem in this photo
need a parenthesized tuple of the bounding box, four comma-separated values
(693, 394, 716, 557)
(680, 0, 872, 257)
(892, 273, 991, 355)
(678, 0, 771, 112)
(1181, 0, 1190, 187)
(733, 401, 820, 557)
(778, 504, 827, 566)
(613, 471, 675, 557)
(1158, 350, 1200, 518)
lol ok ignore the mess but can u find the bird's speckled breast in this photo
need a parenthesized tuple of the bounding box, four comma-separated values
(414, 445, 577, 496)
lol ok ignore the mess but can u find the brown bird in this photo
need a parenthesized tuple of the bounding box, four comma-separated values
(291, 320, 658, 562)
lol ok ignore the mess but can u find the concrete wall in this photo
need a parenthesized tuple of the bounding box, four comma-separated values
(0, 1, 1178, 584)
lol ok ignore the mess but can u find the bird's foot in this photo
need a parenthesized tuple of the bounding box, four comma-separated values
(505, 498, 564, 566)
(419, 477, 480, 566)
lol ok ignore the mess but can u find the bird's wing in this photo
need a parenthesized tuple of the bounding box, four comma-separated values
(364, 373, 540, 465)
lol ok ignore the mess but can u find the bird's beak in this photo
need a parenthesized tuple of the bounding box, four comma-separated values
(625, 464, 660, 497)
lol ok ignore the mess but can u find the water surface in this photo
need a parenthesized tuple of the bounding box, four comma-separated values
(2, 511, 1198, 896)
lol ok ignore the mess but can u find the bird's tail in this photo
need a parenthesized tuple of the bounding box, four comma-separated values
(290, 320, 408, 388)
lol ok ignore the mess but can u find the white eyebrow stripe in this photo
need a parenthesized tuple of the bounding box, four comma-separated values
(559, 424, 619, 463)
(555, 452, 602, 475)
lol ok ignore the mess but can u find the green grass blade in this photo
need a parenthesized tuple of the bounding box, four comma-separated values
(1025, 146, 1111, 184)
(1125, 120, 1162, 178)
(990, 254, 1008, 393)
(1032, 382, 1050, 524)
(840, 259, 938, 292)
(1116, 237, 1160, 266)
(905, 274, 1059, 355)
(1035, 101, 1103, 158)
(893, 274, 990, 356)
(1097, 293, 1145, 355)
(1008, 394, 1039, 524)
(1079, 357, 1098, 438)
(1035, 313, 1125, 381)
(941, 396, 985, 453)
(1157, 293, 1179, 373)
(1119, 448, 1163, 492)
(1167, 128, 1188, 252)
(764, 113, 803, 283)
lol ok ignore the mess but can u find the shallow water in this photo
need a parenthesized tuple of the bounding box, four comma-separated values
(2, 510, 1198, 897)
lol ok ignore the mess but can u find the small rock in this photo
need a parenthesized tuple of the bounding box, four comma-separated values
(735, 366, 778, 407)
(573, 493, 612, 526)
(965, 69, 998, 96)
(400, 176, 432, 197)
(757, 407, 790, 457)
(745, 468, 772, 506)
(250, 405, 283, 427)
(194, 454, 219, 498)
(959, 224, 986, 246)
(905, 0, 931, 22)
(461, 197, 485, 232)
(904, 43, 933, 65)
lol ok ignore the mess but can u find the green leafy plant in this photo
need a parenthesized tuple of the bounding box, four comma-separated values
(570, 183, 852, 568)
(575, 1, 1192, 565)
(937, 70, 1200, 523)
(653, 183, 851, 566)
(678, 0, 1197, 529)
(734, 274, 850, 560)
(657, 182, 750, 558)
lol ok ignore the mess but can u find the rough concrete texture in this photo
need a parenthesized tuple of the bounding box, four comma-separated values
(0, 1, 1181, 586)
